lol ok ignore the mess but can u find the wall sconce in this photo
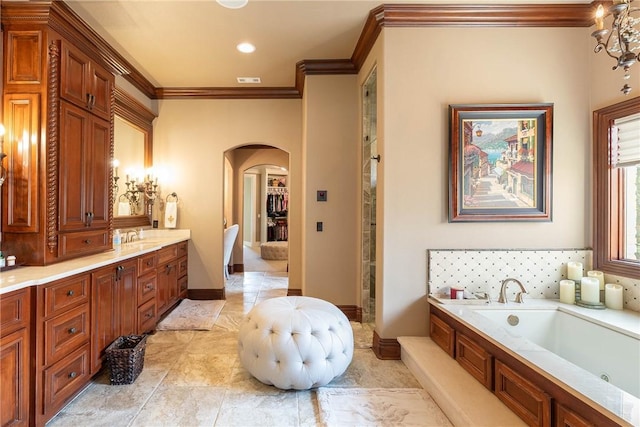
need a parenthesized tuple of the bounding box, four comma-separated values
(142, 174, 159, 217)
(0, 124, 6, 187)
(592, 0, 640, 95)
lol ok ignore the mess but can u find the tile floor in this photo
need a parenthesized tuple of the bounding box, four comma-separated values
(47, 272, 447, 426)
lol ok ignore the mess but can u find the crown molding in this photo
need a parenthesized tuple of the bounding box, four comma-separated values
(3, 2, 600, 100)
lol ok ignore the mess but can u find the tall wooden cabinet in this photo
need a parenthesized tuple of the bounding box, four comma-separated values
(1, 2, 114, 266)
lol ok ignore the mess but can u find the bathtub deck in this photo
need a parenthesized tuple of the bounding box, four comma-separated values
(398, 336, 526, 427)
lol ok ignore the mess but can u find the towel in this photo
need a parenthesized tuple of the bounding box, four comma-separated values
(165, 201, 177, 228)
(117, 202, 130, 216)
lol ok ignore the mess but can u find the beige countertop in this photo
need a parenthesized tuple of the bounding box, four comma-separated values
(0, 229, 191, 295)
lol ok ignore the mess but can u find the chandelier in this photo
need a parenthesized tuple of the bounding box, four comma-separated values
(592, 0, 640, 95)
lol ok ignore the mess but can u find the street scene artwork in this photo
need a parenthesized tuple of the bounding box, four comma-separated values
(449, 103, 552, 222)
(461, 118, 537, 210)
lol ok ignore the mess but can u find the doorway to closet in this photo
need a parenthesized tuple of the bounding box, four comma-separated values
(223, 145, 289, 277)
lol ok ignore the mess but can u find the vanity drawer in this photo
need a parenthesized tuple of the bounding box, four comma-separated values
(44, 304, 90, 366)
(137, 298, 157, 334)
(178, 256, 188, 277)
(43, 343, 90, 419)
(137, 272, 157, 304)
(177, 241, 188, 258)
(157, 244, 178, 264)
(58, 230, 110, 257)
(43, 274, 90, 318)
(138, 252, 157, 276)
(0, 288, 30, 336)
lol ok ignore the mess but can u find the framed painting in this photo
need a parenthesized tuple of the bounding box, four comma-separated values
(449, 103, 553, 222)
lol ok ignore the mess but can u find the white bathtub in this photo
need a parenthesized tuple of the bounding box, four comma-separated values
(435, 299, 640, 426)
(475, 308, 640, 399)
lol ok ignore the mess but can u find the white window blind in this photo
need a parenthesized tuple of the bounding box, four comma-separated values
(612, 113, 640, 167)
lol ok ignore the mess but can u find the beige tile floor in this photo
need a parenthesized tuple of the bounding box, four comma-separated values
(47, 272, 445, 426)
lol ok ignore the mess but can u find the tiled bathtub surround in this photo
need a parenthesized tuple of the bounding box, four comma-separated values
(427, 249, 640, 312)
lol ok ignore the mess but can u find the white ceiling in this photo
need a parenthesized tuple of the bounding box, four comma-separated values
(65, 0, 591, 89)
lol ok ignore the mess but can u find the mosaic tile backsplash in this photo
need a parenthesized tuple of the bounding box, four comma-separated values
(427, 249, 640, 312)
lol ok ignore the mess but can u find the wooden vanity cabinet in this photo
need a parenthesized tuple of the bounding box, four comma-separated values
(91, 260, 137, 374)
(33, 274, 91, 426)
(1, 2, 114, 266)
(0, 288, 31, 427)
(177, 242, 188, 299)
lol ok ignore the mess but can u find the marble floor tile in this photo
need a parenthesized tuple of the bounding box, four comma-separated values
(46, 271, 447, 427)
(130, 385, 226, 427)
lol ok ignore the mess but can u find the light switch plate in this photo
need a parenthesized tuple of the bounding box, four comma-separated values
(317, 190, 327, 202)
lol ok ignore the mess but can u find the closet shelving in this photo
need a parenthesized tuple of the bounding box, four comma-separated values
(266, 174, 288, 241)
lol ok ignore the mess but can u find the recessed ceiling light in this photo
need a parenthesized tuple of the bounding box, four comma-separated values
(237, 77, 261, 84)
(237, 42, 255, 54)
(216, 0, 248, 9)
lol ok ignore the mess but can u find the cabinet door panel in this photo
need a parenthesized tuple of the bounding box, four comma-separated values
(495, 360, 551, 427)
(2, 94, 40, 232)
(118, 262, 138, 337)
(0, 328, 29, 427)
(89, 64, 112, 120)
(91, 268, 118, 373)
(58, 101, 88, 231)
(86, 117, 110, 229)
(60, 43, 90, 110)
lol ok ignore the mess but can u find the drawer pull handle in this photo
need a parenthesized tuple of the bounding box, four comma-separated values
(147, 260, 153, 266)
(84, 239, 92, 244)
(68, 327, 77, 334)
(67, 290, 75, 297)
(146, 313, 153, 318)
(145, 285, 154, 290)
(68, 371, 77, 379)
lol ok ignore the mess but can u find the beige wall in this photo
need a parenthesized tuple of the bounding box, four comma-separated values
(372, 27, 594, 338)
(152, 99, 302, 290)
(301, 75, 360, 303)
(143, 21, 635, 339)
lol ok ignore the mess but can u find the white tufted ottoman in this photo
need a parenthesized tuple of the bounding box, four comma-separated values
(259, 241, 288, 260)
(238, 296, 354, 390)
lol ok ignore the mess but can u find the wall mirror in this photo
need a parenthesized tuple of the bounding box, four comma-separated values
(113, 87, 156, 228)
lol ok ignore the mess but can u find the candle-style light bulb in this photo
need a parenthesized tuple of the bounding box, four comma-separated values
(595, 4, 605, 31)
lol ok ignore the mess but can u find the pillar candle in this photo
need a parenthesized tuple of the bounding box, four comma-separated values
(580, 277, 600, 304)
(567, 262, 583, 281)
(605, 284, 624, 310)
(559, 280, 575, 304)
(587, 270, 605, 290)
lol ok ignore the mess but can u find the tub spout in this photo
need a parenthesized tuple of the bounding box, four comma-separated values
(498, 278, 528, 304)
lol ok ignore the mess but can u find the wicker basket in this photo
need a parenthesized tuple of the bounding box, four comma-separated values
(105, 334, 148, 385)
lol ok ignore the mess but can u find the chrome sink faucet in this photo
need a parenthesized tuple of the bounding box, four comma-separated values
(123, 229, 138, 243)
(498, 278, 528, 304)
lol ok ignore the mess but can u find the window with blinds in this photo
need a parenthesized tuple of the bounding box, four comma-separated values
(612, 113, 639, 261)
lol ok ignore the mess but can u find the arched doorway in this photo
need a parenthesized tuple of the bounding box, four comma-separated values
(223, 145, 290, 277)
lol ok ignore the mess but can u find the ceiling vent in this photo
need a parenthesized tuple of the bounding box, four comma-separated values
(237, 77, 261, 84)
